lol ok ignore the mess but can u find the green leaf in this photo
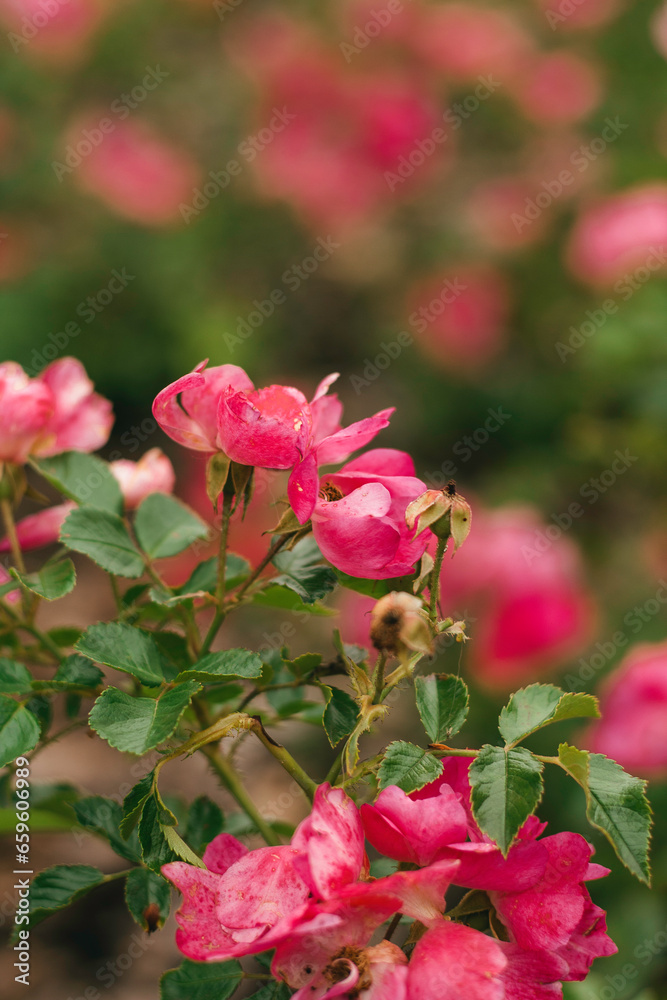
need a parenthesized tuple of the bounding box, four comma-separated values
(72, 796, 140, 863)
(120, 771, 155, 839)
(26, 694, 51, 738)
(558, 744, 652, 885)
(0, 694, 41, 766)
(139, 796, 180, 872)
(11, 559, 76, 601)
(284, 652, 322, 678)
(245, 984, 292, 1000)
(33, 452, 123, 513)
(469, 745, 544, 855)
(53, 654, 103, 690)
(271, 535, 337, 604)
(378, 741, 444, 793)
(124, 867, 171, 932)
(162, 825, 207, 867)
(177, 649, 263, 682)
(135, 494, 209, 559)
(60, 507, 145, 578)
(0, 658, 32, 694)
(252, 585, 335, 616)
(89, 682, 201, 755)
(160, 959, 243, 1000)
(185, 796, 224, 855)
(321, 685, 359, 748)
(414, 674, 469, 743)
(12, 865, 105, 938)
(76, 623, 166, 687)
(334, 570, 415, 598)
(499, 685, 600, 747)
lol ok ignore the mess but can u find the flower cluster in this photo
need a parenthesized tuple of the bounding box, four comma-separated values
(163, 769, 615, 999)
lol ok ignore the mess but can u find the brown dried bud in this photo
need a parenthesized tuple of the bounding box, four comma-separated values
(370, 591, 434, 660)
(142, 903, 162, 933)
(406, 480, 472, 552)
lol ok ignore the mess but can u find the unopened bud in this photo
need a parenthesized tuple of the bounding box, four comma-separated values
(406, 480, 472, 552)
(370, 592, 434, 660)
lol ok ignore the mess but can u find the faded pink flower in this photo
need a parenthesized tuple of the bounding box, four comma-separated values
(109, 447, 175, 509)
(510, 52, 603, 125)
(467, 177, 553, 251)
(0, 502, 75, 554)
(33, 357, 113, 457)
(70, 117, 200, 226)
(585, 641, 667, 778)
(291, 783, 367, 898)
(537, 0, 624, 31)
(0, 361, 54, 463)
(0, 0, 105, 64)
(566, 183, 667, 285)
(311, 449, 429, 578)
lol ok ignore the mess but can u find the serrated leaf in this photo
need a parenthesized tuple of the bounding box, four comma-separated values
(72, 796, 141, 862)
(245, 984, 292, 1000)
(60, 507, 145, 578)
(11, 559, 76, 601)
(124, 867, 171, 932)
(11, 865, 105, 938)
(334, 570, 416, 598)
(499, 685, 600, 747)
(284, 652, 322, 678)
(160, 959, 243, 1000)
(52, 654, 103, 690)
(89, 682, 201, 755)
(76, 623, 166, 687)
(135, 494, 209, 559)
(378, 741, 444, 793)
(271, 535, 337, 604)
(162, 824, 207, 867)
(558, 743, 652, 885)
(176, 649, 263, 683)
(0, 658, 32, 694)
(469, 745, 544, 855)
(0, 694, 41, 766)
(252, 584, 334, 615)
(414, 674, 469, 743)
(321, 685, 359, 748)
(120, 771, 155, 839)
(139, 796, 181, 871)
(184, 796, 224, 855)
(33, 452, 123, 513)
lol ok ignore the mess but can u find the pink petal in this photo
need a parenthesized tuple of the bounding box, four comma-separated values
(499, 944, 567, 999)
(363, 942, 409, 1000)
(554, 901, 617, 980)
(34, 357, 113, 456)
(375, 861, 460, 923)
(216, 846, 309, 939)
(161, 862, 241, 961)
(0, 362, 54, 463)
(311, 483, 401, 577)
(316, 408, 394, 466)
(343, 448, 417, 478)
(440, 840, 548, 893)
(110, 448, 175, 509)
(218, 384, 310, 469)
(361, 784, 468, 867)
(152, 363, 213, 451)
(291, 783, 365, 898)
(202, 832, 249, 875)
(312, 372, 340, 404)
(407, 921, 507, 1000)
(288, 450, 320, 524)
(0, 502, 75, 553)
(180, 364, 254, 447)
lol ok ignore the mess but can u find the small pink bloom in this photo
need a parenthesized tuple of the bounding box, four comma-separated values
(291, 783, 366, 898)
(585, 640, 667, 778)
(71, 117, 200, 226)
(33, 357, 113, 457)
(0, 362, 53, 463)
(361, 783, 468, 867)
(555, 901, 617, 980)
(406, 920, 507, 1000)
(311, 449, 428, 578)
(406, 266, 510, 372)
(152, 361, 254, 452)
(0, 502, 74, 554)
(511, 52, 603, 125)
(218, 383, 310, 470)
(0, 0, 104, 64)
(566, 183, 667, 286)
(537, 0, 624, 30)
(110, 448, 175, 509)
(467, 178, 553, 251)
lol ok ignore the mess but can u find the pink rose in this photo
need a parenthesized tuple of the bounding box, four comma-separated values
(0, 0, 104, 64)
(33, 357, 113, 457)
(0, 362, 54, 463)
(510, 51, 603, 125)
(109, 448, 175, 509)
(537, 0, 624, 31)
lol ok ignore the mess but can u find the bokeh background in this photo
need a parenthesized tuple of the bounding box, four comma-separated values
(1, 0, 667, 997)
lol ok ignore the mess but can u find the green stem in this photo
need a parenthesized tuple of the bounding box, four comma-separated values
(231, 534, 290, 603)
(251, 723, 317, 802)
(429, 538, 447, 622)
(325, 752, 343, 786)
(1, 497, 26, 576)
(372, 652, 387, 703)
(200, 498, 232, 656)
(202, 744, 281, 846)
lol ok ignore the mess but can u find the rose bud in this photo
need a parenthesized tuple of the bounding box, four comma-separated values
(370, 591, 434, 660)
(406, 480, 472, 552)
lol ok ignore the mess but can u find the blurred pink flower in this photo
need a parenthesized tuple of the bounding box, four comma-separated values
(585, 641, 667, 778)
(566, 183, 667, 285)
(0, 502, 74, 554)
(467, 177, 553, 251)
(536, 0, 624, 31)
(510, 52, 603, 125)
(410, 2, 533, 83)
(311, 449, 428, 579)
(406, 265, 510, 372)
(70, 117, 200, 226)
(33, 357, 113, 457)
(0, 218, 34, 284)
(0, 0, 105, 64)
(109, 447, 175, 508)
(0, 361, 54, 463)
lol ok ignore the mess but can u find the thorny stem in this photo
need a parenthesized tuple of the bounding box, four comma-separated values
(372, 652, 387, 703)
(200, 497, 233, 656)
(251, 722, 317, 802)
(1, 496, 26, 576)
(429, 537, 447, 622)
(230, 533, 291, 603)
